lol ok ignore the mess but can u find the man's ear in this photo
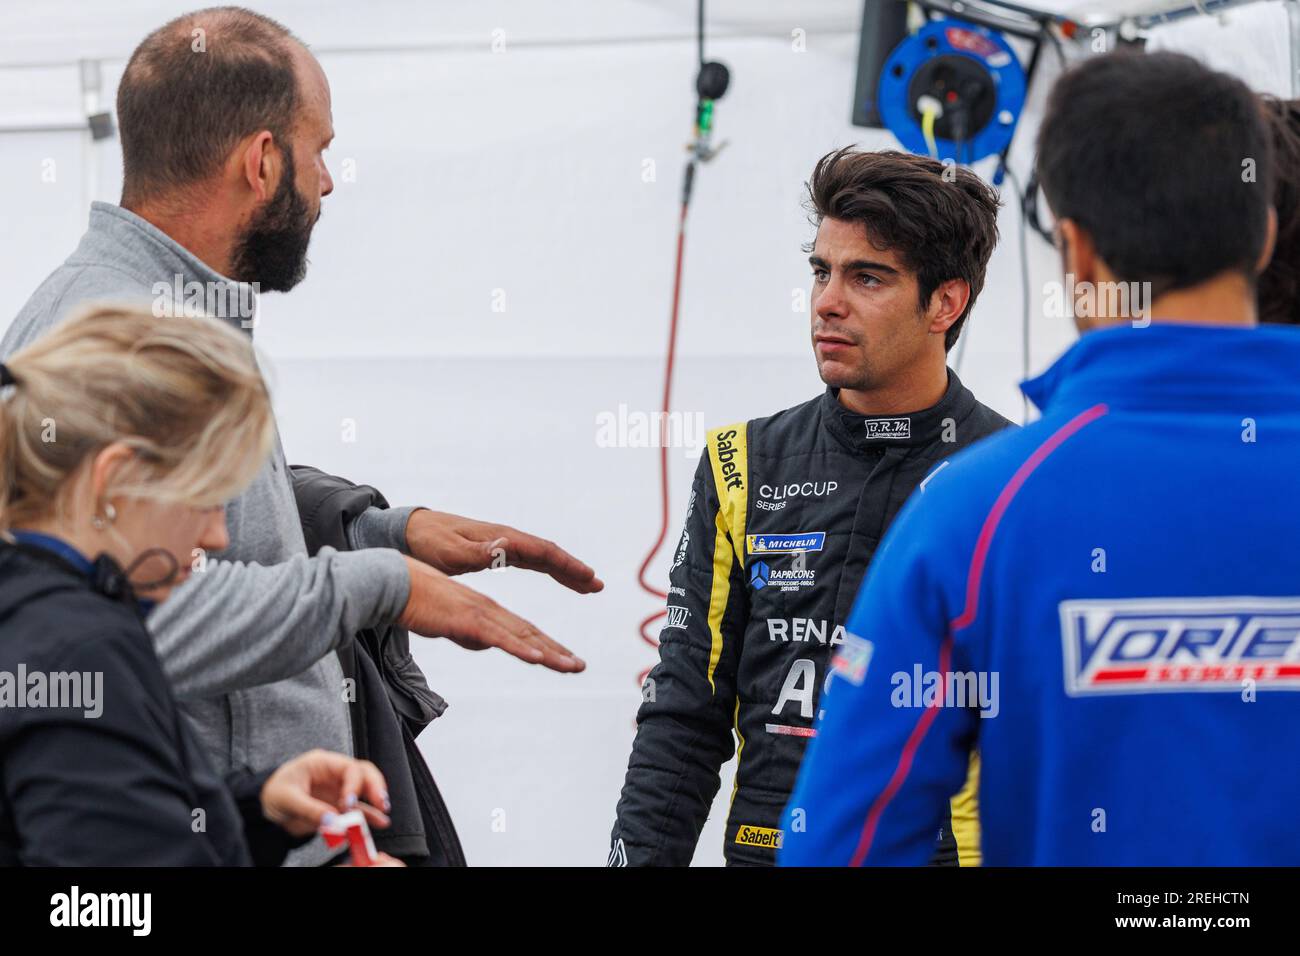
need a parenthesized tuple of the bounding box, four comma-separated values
(1056, 218, 1098, 286)
(926, 278, 970, 339)
(1255, 207, 1278, 274)
(238, 130, 280, 203)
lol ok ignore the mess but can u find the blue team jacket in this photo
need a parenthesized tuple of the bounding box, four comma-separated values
(780, 322, 1300, 866)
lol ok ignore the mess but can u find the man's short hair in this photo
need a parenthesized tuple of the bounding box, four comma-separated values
(1036, 50, 1274, 300)
(1259, 97, 1300, 325)
(117, 6, 301, 207)
(805, 148, 1001, 352)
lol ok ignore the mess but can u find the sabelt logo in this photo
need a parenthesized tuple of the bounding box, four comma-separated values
(715, 429, 744, 491)
(735, 825, 784, 849)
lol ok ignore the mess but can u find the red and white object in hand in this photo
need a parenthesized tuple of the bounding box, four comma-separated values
(320, 810, 379, 866)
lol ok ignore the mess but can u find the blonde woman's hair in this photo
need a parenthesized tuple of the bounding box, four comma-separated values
(0, 302, 274, 529)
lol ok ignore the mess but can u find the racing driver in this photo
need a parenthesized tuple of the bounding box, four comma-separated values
(608, 147, 1012, 866)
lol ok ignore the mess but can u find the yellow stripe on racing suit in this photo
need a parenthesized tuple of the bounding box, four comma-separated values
(706, 424, 748, 691)
(950, 750, 982, 866)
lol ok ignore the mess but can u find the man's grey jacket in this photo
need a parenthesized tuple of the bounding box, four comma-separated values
(1, 202, 414, 865)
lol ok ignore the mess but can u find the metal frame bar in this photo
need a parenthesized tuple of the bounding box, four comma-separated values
(961, 0, 1280, 33)
(1288, 0, 1300, 95)
(915, 0, 1054, 38)
(1137, 0, 1273, 28)
(0, 120, 88, 133)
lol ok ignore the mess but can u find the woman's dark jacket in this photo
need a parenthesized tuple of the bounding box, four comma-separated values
(0, 536, 302, 866)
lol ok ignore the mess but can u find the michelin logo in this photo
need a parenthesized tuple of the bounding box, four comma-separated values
(746, 532, 825, 554)
(1060, 596, 1300, 696)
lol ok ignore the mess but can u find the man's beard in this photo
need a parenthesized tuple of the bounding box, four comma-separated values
(816, 354, 876, 392)
(229, 151, 317, 292)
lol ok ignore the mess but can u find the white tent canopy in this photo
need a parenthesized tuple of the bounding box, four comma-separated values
(0, 0, 1294, 867)
(0, 0, 1295, 64)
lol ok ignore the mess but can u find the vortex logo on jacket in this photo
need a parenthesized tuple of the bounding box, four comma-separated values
(1060, 597, 1300, 696)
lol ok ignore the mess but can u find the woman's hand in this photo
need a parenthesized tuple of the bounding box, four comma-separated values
(260, 749, 391, 837)
(342, 852, 406, 867)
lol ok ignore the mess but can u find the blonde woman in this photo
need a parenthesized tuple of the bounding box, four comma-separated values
(0, 304, 397, 865)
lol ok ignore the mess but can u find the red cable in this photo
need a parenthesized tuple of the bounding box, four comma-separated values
(635, 199, 690, 685)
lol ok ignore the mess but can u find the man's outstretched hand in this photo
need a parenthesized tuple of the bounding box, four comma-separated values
(398, 557, 586, 673)
(404, 510, 604, 594)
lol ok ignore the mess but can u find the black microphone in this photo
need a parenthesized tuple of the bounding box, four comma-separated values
(696, 60, 730, 101)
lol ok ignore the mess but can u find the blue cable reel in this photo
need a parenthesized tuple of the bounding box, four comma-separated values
(877, 18, 1027, 166)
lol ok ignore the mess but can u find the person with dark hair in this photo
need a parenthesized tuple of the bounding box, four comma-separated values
(1, 7, 603, 866)
(1259, 97, 1300, 326)
(608, 147, 1011, 867)
(114, 6, 313, 291)
(783, 51, 1300, 866)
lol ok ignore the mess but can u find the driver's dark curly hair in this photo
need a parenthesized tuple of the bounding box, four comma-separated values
(804, 148, 1001, 352)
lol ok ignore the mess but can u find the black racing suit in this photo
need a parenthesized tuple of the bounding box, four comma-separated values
(609, 371, 1012, 866)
